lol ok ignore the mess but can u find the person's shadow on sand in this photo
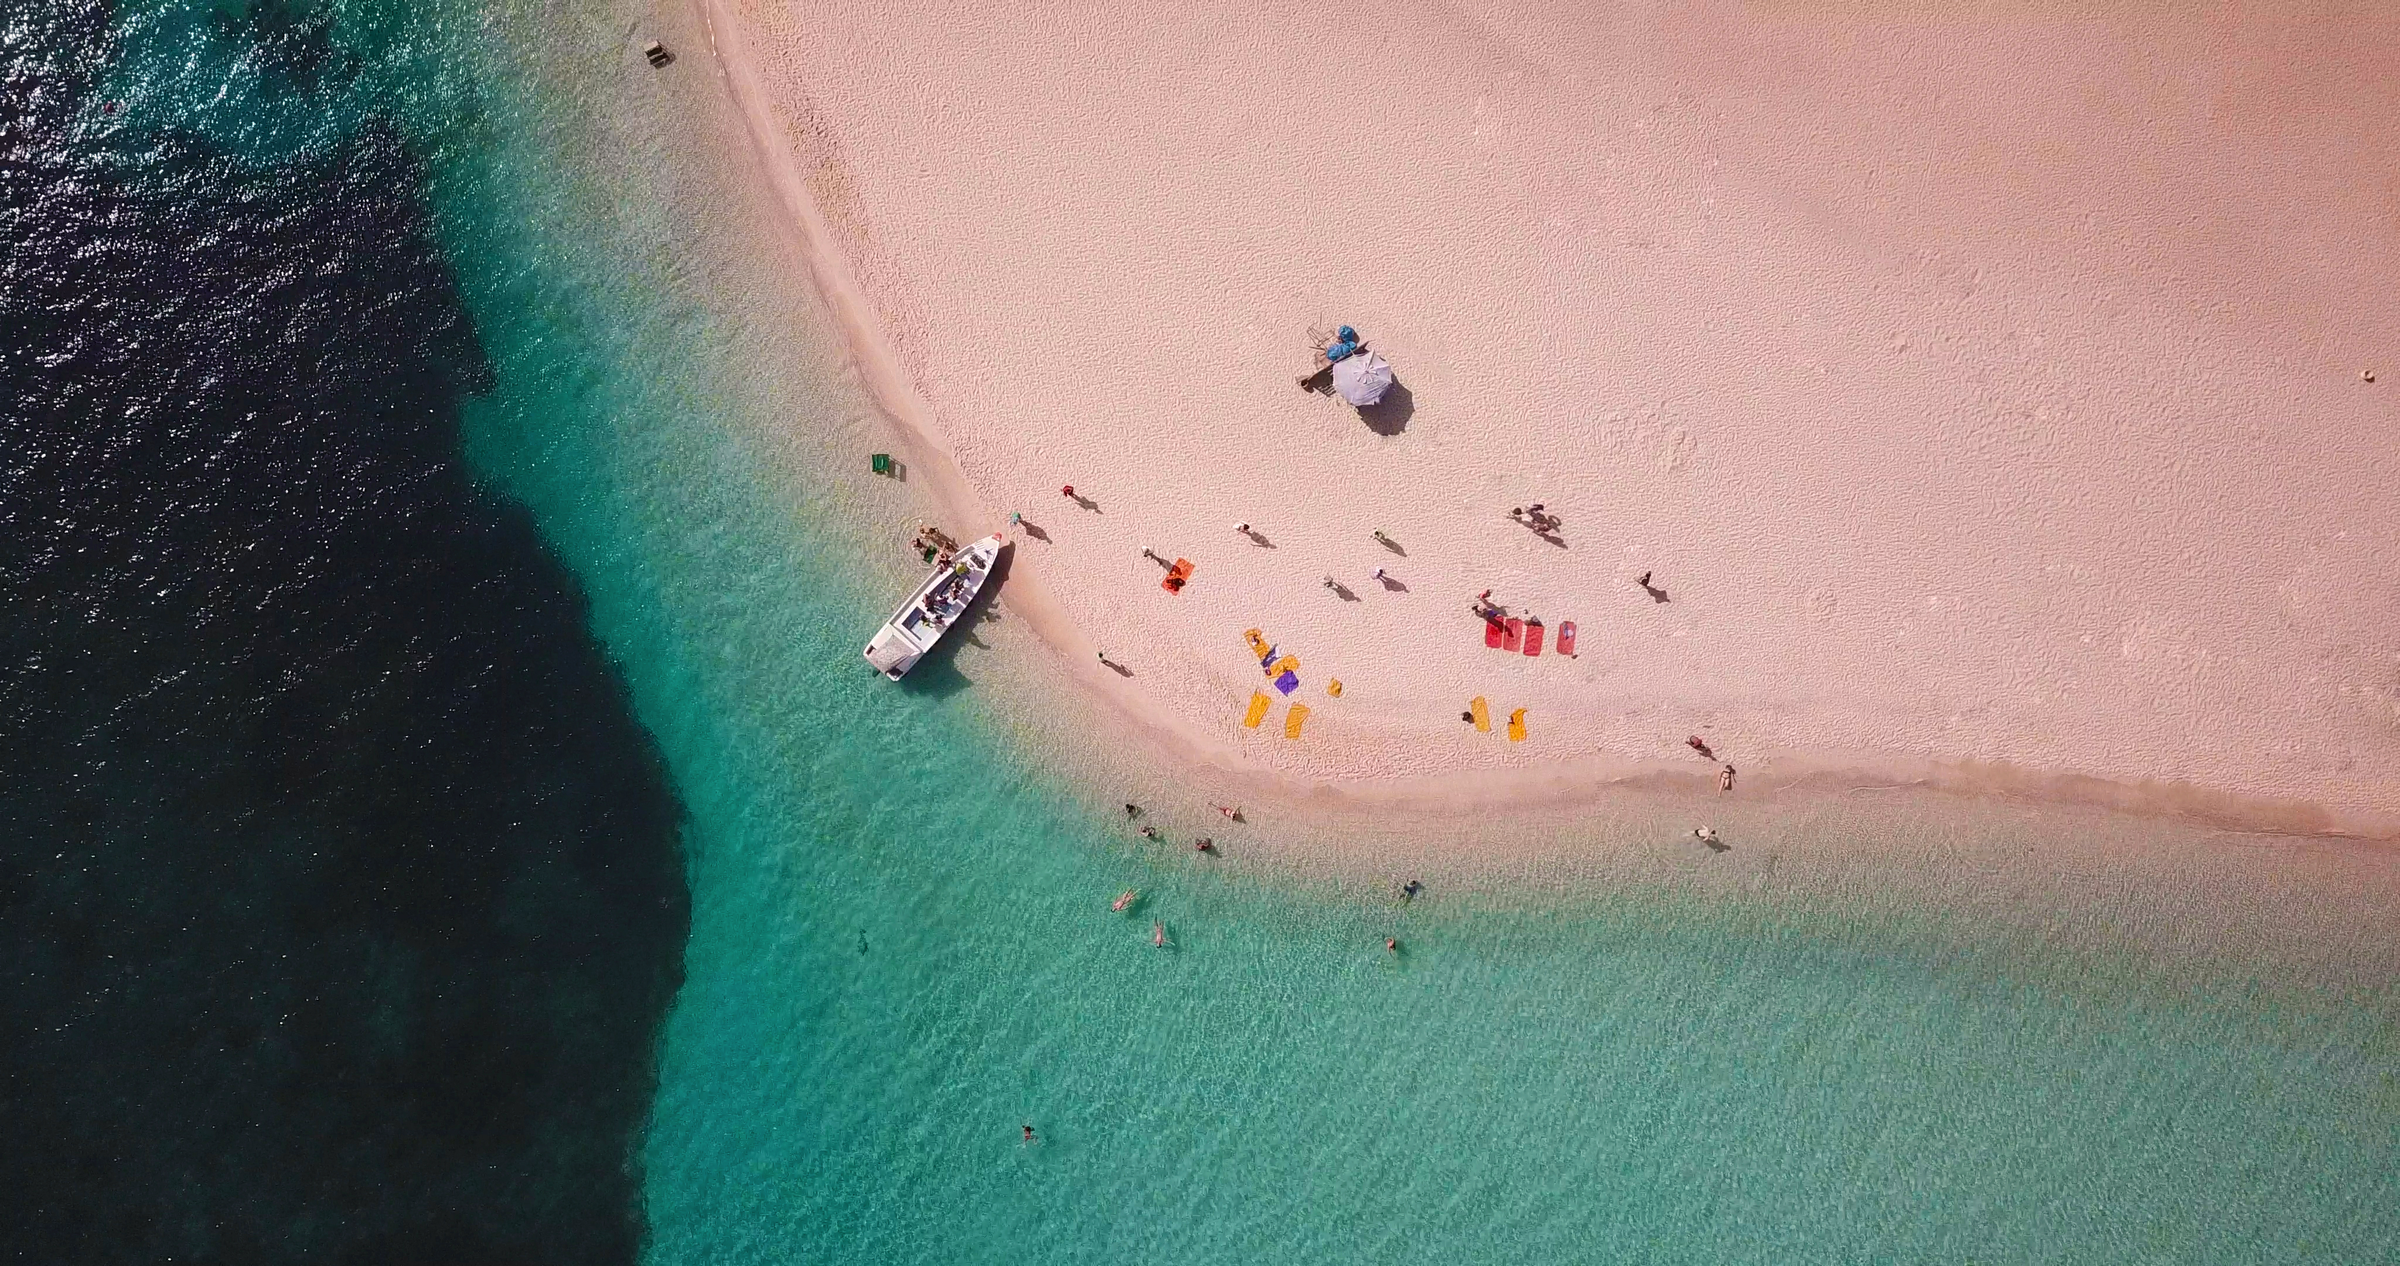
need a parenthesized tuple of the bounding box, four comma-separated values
(1358, 380, 1414, 436)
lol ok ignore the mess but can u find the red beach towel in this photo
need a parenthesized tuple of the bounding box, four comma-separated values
(1502, 618, 1522, 652)
(1485, 618, 1504, 649)
(1557, 621, 1577, 656)
(1523, 620, 1545, 657)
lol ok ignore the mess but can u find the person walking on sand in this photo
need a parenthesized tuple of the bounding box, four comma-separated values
(1060, 485, 1075, 498)
(1372, 529, 1393, 545)
(1719, 765, 1735, 792)
(1097, 650, 1114, 668)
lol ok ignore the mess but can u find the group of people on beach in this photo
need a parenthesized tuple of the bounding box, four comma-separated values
(910, 523, 957, 565)
(1507, 503, 1563, 535)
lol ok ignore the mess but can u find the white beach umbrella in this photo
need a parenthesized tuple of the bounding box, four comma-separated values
(1331, 350, 1394, 407)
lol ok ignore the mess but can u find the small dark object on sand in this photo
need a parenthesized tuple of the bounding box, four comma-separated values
(643, 41, 675, 67)
(1125, 802, 1142, 818)
(1461, 711, 1475, 723)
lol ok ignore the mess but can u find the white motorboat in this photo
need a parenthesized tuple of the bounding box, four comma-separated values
(863, 533, 1005, 679)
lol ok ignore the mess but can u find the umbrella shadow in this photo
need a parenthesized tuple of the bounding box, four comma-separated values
(1358, 379, 1414, 436)
(1377, 575, 1408, 592)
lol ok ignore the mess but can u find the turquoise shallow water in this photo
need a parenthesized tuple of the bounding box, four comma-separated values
(157, 0, 2400, 1257)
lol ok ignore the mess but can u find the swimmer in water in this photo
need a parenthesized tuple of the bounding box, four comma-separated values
(1022, 1124, 1035, 1143)
(1402, 879, 1422, 901)
(1194, 838, 1214, 853)
(1386, 938, 1399, 954)
(1153, 920, 1166, 948)
(1139, 825, 1160, 841)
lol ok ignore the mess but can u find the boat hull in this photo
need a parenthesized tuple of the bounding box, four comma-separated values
(864, 534, 1005, 679)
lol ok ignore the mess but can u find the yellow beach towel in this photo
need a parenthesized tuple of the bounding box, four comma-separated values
(1284, 703, 1311, 739)
(1326, 678, 1343, 698)
(1242, 691, 1272, 729)
(1269, 655, 1299, 678)
(1469, 696, 1490, 733)
(1507, 708, 1527, 742)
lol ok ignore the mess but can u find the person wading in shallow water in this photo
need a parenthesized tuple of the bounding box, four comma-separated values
(1022, 1124, 1036, 1144)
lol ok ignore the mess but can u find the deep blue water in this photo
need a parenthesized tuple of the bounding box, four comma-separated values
(1, 2, 686, 1259)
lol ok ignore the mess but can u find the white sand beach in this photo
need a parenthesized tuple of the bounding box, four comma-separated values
(698, 0, 2400, 834)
